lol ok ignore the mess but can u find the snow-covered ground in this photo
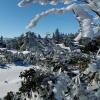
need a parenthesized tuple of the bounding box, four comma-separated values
(0, 64, 32, 98)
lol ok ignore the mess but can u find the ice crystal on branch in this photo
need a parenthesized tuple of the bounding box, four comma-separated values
(18, 0, 100, 40)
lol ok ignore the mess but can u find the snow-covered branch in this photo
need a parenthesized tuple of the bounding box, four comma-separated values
(18, 0, 100, 40)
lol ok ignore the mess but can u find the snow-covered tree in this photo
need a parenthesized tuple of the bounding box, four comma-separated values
(18, 0, 100, 41)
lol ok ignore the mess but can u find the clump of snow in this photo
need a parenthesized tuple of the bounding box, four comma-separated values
(57, 44, 71, 51)
(7, 50, 19, 54)
(22, 50, 31, 55)
(0, 48, 6, 51)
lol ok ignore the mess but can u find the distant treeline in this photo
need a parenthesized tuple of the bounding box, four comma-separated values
(0, 29, 77, 50)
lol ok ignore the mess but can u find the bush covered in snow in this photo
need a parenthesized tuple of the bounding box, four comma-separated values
(0, 0, 100, 99)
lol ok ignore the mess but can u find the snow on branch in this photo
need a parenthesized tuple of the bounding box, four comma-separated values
(18, 0, 100, 40)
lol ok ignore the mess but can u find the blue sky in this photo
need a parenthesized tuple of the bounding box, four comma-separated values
(0, 0, 79, 38)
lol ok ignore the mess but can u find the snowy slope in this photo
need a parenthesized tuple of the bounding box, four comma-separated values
(0, 64, 31, 98)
